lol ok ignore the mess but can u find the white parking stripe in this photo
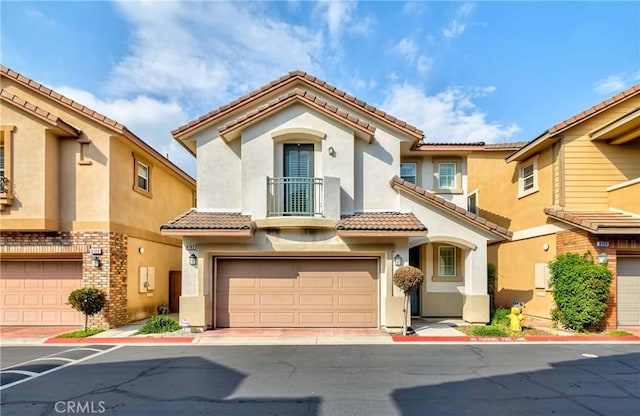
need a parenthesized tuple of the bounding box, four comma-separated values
(1, 370, 39, 377)
(30, 357, 75, 363)
(68, 347, 105, 353)
(0, 345, 122, 391)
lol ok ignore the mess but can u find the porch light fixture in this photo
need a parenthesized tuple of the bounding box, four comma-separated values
(598, 252, 608, 264)
(91, 256, 101, 268)
(394, 254, 403, 267)
(328, 146, 336, 156)
(189, 253, 197, 266)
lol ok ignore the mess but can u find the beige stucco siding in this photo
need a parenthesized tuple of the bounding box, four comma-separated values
(608, 180, 640, 213)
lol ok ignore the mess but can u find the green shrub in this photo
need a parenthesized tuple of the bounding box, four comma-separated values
(487, 263, 496, 308)
(57, 329, 104, 338)
(136, 315, 181, 334)
(549, 252, 613, 332)
(471, 325, 510, 337)
(68, 288, 107, 331)
(491, 308, 510, 327)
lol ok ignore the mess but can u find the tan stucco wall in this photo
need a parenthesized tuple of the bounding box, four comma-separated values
(126, 236, 182, 322)
(493, 234, 557, 319)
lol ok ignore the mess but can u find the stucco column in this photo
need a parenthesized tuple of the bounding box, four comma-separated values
(462, 244, 489, 323)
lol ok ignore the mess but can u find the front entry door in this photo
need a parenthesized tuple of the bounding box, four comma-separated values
(284, 144, 314, 215)
(409, 246, 421, 316)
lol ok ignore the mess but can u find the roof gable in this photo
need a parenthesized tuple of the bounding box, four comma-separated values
(172, 70, 424, 142)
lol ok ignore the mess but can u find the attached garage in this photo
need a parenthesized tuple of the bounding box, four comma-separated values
(215, 258, 378, 328)
(617, 256, 640, 327)
(0, 260, 83, 326)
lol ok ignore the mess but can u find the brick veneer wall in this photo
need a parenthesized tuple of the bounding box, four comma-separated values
(0, 231, 128, 329)
(557, 229, 640, 329)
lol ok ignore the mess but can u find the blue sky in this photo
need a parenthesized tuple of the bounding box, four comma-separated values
(2, 1, 639, 177)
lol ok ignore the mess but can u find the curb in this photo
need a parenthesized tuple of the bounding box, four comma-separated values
(392, 335, 640, 343)
(44, 337, 195, 344)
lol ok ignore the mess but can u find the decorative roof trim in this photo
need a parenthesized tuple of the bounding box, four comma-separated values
(218, 88, 375, 143)
(544, 207, 640, 235)
(390, 176, 512, 240)
(1, 65, 195, 186)
(172, 70, 424, 140)
(1, 89, 80, 137)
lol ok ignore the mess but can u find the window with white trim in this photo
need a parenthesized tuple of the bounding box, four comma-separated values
(438, 246, 456, 276)
(438, 163, 456, 189)
(518, 156, 539, 198)
(400, 163, 417, 184)
(432, 158, 462, 193)
(137, 162, 149, 191)
(132, 154, 153, 197)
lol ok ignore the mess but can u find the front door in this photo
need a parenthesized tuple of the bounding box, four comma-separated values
(169, 271, 182, 313)
(284, 144, 314, 215)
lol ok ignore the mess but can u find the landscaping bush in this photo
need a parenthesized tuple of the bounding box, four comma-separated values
(549, 252, 613, 332)
(137, 315, 181, 334)
(393, 265, 424, 336)
(68, 288, 107, 331)
(471, 325, 510, 337)
(491, 308, 510, 327)
(487, 263, 496, 309)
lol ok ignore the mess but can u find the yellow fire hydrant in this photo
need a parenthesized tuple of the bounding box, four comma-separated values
(508, 306, 525, 332)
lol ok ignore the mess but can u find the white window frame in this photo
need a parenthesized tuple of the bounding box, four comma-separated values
(518, 155, 539, 199)
(400, 162, 417, 185)
(137, 162, 149, 191)
(467, 189, 478, 214)
(438, 246, 456, 277)
(438, 162, 456, 189)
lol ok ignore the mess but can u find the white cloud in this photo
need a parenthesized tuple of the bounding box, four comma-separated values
(109, 1, 323, 102)
(388, 38, 418, 63)
(54, 86, 196, 176)
(443, 2, 475, 39)
(381, 83, 520, 142)
(315, 1, 369, 50)
(416, 55, 433, 75)
(594, 72, 640, 95)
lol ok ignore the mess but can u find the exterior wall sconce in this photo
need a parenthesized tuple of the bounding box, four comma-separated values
(189, 253, 198, 266)
(328, 146, 336, 157)
(394, 254, 403, 267)
(91, 256, 101, 268)
(598, 252, 608, 264)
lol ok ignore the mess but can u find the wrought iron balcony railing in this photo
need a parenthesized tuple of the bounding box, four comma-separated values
(267, 177, 323, 217)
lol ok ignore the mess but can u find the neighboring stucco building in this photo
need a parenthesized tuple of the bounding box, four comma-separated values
(0, 65, 196, 328)
(468, 84, 640, 329)
(162, 71, 512, 330)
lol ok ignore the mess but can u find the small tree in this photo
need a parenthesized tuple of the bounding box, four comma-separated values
(68, 288, 107, 331)
(549, 252, 612, 332)
(487, 263, 496, 310)
(393, 265, 424, 336)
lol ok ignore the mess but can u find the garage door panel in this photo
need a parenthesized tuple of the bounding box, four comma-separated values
(216, 258, 377, 328)
(0, 260, 83, 326)
(617, 257, 640, 327)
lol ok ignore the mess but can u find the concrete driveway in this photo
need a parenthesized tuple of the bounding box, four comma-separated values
(0, 326, 80, 344)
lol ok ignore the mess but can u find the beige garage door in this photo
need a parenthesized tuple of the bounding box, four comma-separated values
(216, 258, 378, 328)
(617, 256, 640, 327)
(0, 260, 83, 326)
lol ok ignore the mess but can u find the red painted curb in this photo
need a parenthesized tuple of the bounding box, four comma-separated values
(45, 337, 194, 344)
(392, 335, 640, 343)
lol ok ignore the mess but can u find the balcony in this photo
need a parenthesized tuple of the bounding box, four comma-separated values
(261, 177, 340, 229)
(267, 177, 324, 217)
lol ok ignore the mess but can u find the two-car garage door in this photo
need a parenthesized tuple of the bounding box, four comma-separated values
(0, 260, 83, 326)
(216, 258, 378, 328)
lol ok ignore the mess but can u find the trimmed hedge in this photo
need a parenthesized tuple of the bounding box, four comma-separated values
(549, 253, 612, 332)
(68, 288, 107, 331)
(137, 315, 181, 334)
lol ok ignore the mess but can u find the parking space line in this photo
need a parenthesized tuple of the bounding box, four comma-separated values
(30, 357, 75, 363)
(1, 370, 39, 377)
(0, 345, 123, 391)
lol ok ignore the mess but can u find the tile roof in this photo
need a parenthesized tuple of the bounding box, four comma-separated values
(484, 141, 529, 151)
(417, 141, 486, 147)
(337, 212, 427, 233)
(390, 176, 512, 240)
(1, 88, 80, 137)
(413, 141, 527, 152)
(172, 70, 424, 140)
(161, 209, 255, 233)
(219, 88, 376, 141)
(544, 208, 640, 235)
(0, 65, 195, 186)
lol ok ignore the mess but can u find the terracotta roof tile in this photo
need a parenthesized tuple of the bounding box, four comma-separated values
(544, 207, 640, 234)
(172, 70, 424, 139)
(1, 65, 195, 186)
(1, 88, 80, 137)
(390, 176, 513, 240)
(337, 212, 427, 232)
(161, 209, 254, 231)
(218, 88, 376, 138)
